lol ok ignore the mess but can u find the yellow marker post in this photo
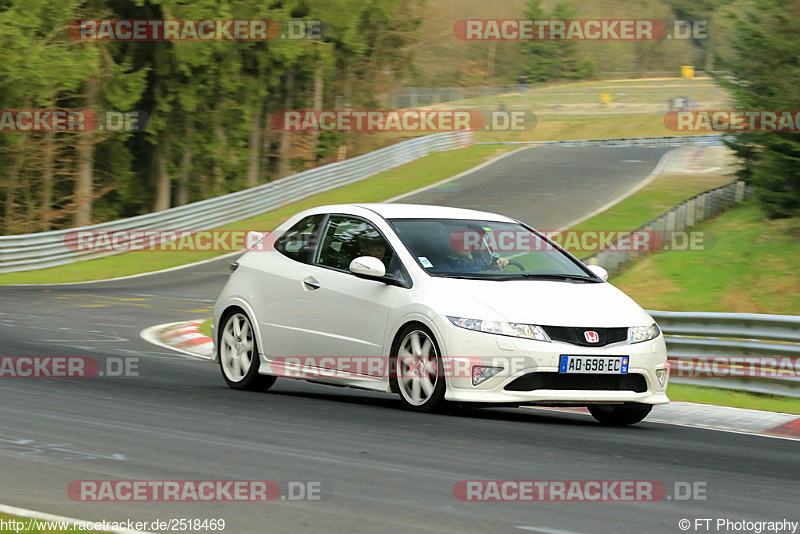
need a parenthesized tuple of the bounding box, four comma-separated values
(600, 93, 612, 105)
(680, 65, 695, 79)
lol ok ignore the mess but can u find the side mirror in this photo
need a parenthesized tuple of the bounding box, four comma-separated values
(349, 256, 386, 278)
(587, 264, 609, 281)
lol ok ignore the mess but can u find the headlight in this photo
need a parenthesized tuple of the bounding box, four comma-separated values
(447, 316, 550, 342)
(628, 323, 660, 344)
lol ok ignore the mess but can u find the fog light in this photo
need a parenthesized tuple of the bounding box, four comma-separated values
(655, 368, 668, 388)
(472, 365, 503, 386)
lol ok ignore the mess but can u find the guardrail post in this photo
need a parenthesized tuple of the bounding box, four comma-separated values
(676, 203, 686, 232)
(735, 180, 746, 202)
(686, 199, 696, 227)
(666, 211, 677, 233)
(697, 194, 706, 222)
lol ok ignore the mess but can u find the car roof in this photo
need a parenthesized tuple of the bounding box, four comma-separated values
(327, 203, 518, 222)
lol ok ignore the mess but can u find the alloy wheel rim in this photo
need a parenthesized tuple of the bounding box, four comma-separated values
(221, 313, 255, 381)
(397, 330, 439, 405)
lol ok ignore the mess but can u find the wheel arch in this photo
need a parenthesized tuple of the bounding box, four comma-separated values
(387, 317, 446, 394)
(215, 299, 264, 364)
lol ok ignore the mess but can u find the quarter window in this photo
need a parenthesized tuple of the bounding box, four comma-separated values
(274, 214, 325, 263)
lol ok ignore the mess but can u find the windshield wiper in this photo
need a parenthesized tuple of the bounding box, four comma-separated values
(517, 273, 601, 282)
(434, 273, 493, 280)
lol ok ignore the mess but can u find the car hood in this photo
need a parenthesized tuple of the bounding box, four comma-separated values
(428, 278, 653, 327)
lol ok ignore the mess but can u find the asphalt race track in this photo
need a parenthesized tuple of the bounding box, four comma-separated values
(396, 145, 671, 228)
(0, 146, 797, 534)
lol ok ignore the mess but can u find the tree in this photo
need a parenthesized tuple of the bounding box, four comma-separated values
(718, 0, 800, 218)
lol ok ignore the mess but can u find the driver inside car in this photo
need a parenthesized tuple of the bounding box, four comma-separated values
(437, 240, 509, 272)
(356, 231, 390, 269)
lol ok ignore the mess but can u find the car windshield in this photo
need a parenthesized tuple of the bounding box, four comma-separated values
(389, 218, 597, 280)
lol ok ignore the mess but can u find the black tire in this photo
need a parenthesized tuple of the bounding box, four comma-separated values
(218, 310, 276, 391)
(588, 404, 652, 426)
(391, 324, 448, 412)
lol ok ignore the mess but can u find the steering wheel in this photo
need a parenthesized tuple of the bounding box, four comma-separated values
(504, 259, 526, 271)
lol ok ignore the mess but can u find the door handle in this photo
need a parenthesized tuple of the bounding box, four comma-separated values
(303, 277, 321, 290)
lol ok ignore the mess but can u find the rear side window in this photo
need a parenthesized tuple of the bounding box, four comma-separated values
(274, 214, 325, 263)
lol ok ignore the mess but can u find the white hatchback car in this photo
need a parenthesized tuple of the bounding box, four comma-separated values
(212, 203, 669, 425)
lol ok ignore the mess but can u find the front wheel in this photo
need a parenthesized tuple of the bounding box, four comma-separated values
(219, 311, 276, 391)
(588, 404, 652, 426)
(393, 325, 448, 412)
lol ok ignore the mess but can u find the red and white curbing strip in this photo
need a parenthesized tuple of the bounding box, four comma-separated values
(528, 403, 800, 440)
(155, 320, 213, 359)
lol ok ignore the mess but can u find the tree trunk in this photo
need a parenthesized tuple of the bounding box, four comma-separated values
(40, 131, 55, 231)
(3, 145, 25, 234)
(246, 99, 263, 187)
(314, 60, 324, 110)
(213, 118, 226, 194)
(277, 70, 294, 179)
(153, 138, 171, 212)
(176, 144, 191, 206)
(74, 77, 97, 227)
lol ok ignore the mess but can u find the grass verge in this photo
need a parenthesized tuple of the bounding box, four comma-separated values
(563, 172, 735, 260)
(667, 382, 800, 415)
(613, 200, 800, 315)
(198, 318, 213, 338)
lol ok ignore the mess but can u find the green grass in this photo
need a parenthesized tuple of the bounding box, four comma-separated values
(198, 317, 213, 338)
(430, 77, 730, 143)
(563, 173, 735, 259)
(435, 77, 728, 111)
(474, 113, 717, 144)
(0, 145, 510, 284)
(613, 200, 800, 315)
(667, 383, 800, 415)
(0, 512, 113, 533)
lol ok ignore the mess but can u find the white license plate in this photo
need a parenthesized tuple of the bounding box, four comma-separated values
(559, 355, 628, 374)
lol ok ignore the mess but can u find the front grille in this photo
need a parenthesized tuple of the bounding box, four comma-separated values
(505, 372, 647, 393)
(542, 326, 628, 347)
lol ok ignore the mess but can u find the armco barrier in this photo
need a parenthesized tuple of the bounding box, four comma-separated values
(0, 130, 472, 273)
(649, 311, 800, 397)
(474, 134, 731, 147)
(586, 179, 753, 275)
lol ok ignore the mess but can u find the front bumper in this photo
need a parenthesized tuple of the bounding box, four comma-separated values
(436, 319, 669, 405)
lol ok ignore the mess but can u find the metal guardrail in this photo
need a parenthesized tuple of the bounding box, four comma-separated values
(586, 179, 753, 275)
(649, 311, 800, 398)
(474, 134, 731, 147)
(0, 130, 472, 273)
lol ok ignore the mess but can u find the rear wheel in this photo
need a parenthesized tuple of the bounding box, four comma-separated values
(393, 325, 447, 412)
(588, 404, 652, 426)
(219, 311, 276, 391)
